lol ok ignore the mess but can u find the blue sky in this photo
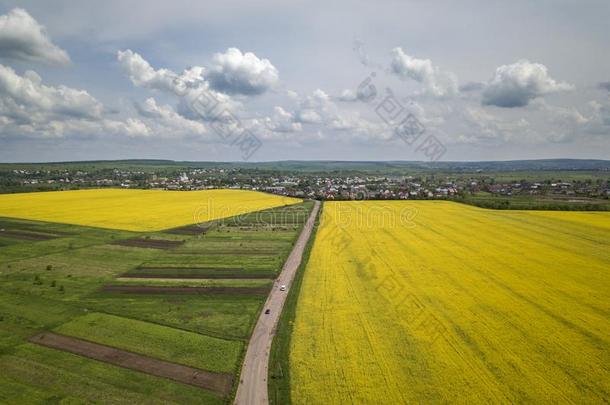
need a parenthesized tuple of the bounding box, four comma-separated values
(0, 0, 609, 162)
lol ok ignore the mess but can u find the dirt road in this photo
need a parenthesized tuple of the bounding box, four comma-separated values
(234, 200, 320, 405)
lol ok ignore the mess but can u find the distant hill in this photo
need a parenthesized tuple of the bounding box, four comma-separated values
(1, 159, 609, 173)
(232, 159, 610, 172)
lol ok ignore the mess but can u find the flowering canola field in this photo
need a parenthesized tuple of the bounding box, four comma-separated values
(0, 189, 300, 231)
(290, 201, 610, 404)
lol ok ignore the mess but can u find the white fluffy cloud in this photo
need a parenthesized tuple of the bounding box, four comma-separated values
(264, 106, 302, 133)
(482, 60, 573, 108)
(338, 87, 377, 103)
(135, 97, 207, 136)
(118, 47, 279, 97)
(116, 50, 393, 144)
(0, 8, 70, 65)
(0, 64, 103, 121)
(117, 49, 240, 122)
(296, 108, 323, 124)
(460, 106, 528, 143)
(285, 89, 388, 142)
(390, 47, 458, 97)
(0, 64, 152, 139)
(117, 49, 204, 94)
(295, 89, 336, 124)
(452, 98, 595, 145)
(207, 48, 279, 95)
(104, 118, 151, 138)
(338, 89, 359, 102)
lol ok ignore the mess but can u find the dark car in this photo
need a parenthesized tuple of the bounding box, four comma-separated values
(264, 309, 271, 314)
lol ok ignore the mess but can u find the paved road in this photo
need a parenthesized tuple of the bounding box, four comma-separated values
(234, 200, 320, 405)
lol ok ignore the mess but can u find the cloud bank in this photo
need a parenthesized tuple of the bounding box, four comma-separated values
(0, 63, 150, 139)
(0, 8, 70, 65)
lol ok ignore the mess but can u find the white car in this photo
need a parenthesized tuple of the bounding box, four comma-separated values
(280, 285, 286, 291)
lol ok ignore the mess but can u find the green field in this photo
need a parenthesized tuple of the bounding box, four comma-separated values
(454, 191, 610, 210)
(0, 201, 313, 402)
(54, 313, 241, 373)
(1, 344, 222, 404)
(113, 278, 272, 288)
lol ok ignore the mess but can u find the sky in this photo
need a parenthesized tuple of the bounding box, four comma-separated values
(0, 0, 609, 162)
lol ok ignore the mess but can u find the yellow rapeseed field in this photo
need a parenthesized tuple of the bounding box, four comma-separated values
(0, 189, 300, 231)
(290, 201, 610, 404)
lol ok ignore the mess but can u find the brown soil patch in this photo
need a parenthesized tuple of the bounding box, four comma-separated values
(29, 332, 233, 396)
(168, 250, 277, 256)
(0, 220, 73, 236)
(112, 238, 185, 249)
(139, 266, 244, 271)
(165, 224, 213, 235)
(124, 267, 275, 279)
(42, 229, 73, 236)
(0, 229, 57, 241)
(121, 272, 275, 280)
(101, 285, 270, 296)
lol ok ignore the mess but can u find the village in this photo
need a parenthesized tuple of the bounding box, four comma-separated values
(5, 167, 609, 203)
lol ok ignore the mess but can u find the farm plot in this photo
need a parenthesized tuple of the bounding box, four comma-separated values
(29, 332, 234, 395)
(53, 312, 241, 373)
(0, 343, 223, 404)
(0, 229, 59, 241)
(122, 267, 276, 279)
(100, 285, 270, 296)
(289, 201, 610, 404)
(0, 218, 137, 262)
(0, 200, 313, 402)
(80, 292, 262, 339)
(113, 278, 272, 288)
(0, 188, 300, 231)
(137, 202, 313, 279)
(112, 238, 185, 249)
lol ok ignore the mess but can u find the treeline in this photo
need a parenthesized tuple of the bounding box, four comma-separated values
(454, 198, 610, 211)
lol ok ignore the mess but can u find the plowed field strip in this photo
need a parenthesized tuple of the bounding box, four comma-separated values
(112, 239, 185, 249)
(29, 332, 233, 396)
(101, 285, 270, 295)
(0, 229, 57, 241)
(121, 273, 274, 279)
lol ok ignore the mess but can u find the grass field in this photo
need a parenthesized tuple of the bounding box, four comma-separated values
(0, 188, 300, 231)
(454, 191, 610, 211)
(1, 344, 224, 404)
(289, 201, 610, 403)
(0, 197, 313, 402)
(114, 277, 272, 287)
(54, 312, 241, 373)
